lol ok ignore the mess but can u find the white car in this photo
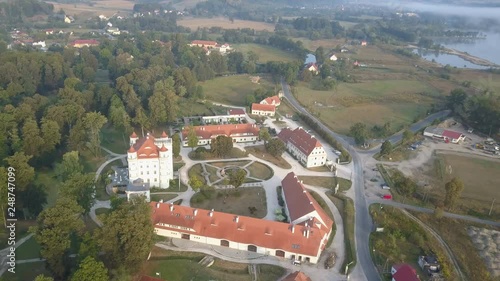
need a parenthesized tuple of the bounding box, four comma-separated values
(382, 185, 391, 190)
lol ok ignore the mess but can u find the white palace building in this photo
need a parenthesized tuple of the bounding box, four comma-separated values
(127, 131, 174, 189)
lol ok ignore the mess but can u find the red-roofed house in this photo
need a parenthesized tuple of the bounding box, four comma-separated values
(70, 39, 100, 48)
(228, 108, 246, 119)
(278, 127, 327, 168)
(150, 176, 333, 264)
(423, 126, 465, 143)
(189, 40, 218, 48)
(282, 271, 312, 281)
(251, 103, 275, 117)
(391, 264, 420, 281)
(260, 95, 281, 107)
(127, 132, 173, 189)
(281, 172, 333, 231)
(181, 123, 260, 146)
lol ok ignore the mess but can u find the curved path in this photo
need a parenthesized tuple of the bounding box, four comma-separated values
(401, 210, 466, 281)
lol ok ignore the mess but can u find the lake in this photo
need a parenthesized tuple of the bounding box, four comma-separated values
(414, 49, 489, 69)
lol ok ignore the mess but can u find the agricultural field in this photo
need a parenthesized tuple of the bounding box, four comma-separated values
(234, 43, 296, 63)
(432, 152, 500, 218)
(201, 75, 275, 106)
(293, 80, 439, 134)
(177, 17, 276, 31)
(47, 0, 134, 18)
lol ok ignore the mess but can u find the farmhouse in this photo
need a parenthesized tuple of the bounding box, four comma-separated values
(391, 264, 420, 281)
(329, 54, 338, 61)
(305, 62, 319, 74)
(127, 132, 174, 189)
(181, 123, 260, 146)
(283, 271, 312, 281)
(260, 95, 282, 107)
(150, 172, 333, 264)
(70, 39, 100, 48)
(188, 40, 231, 54)
(423, 126, 465, 143)
(278, 127, 327, 168)
(251, 103, 276, 117)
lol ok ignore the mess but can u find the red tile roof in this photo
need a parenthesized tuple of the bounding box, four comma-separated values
(130, 132, 138, 138)
(442, 130, 463, 140)
(181, 124, 259, 140)
(191, 40, 217, 46)
(282, 271, 312, 281)
(161, 131, 168, 138)
(71, 39, 99, 46)
(228, 108, 245, 116)
(278, 127, 323, 156)
(251, 103, 275, 112)
(138, 276, 164, 281)
(393, 264, 420, 281)
(281, 172, 333, 230)
(261, 95, 281, 106)
(150, 203, 328, 257)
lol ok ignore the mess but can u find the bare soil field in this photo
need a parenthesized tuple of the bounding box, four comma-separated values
(48, 0, 134, 18)
(177, 17, 276, 31)
(468, 226, 500, 278)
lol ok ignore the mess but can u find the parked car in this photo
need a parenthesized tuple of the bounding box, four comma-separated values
(382, 194, 392, 200)
(292, 260, 301, 266)
(381, 184, 391, 190)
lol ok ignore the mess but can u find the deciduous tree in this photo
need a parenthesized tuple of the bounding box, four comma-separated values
(55, 151, 84, 181)
(83, 112, 107, 157)
(350, 122, 369, 145)
(444, 177, 464, 210)
(228, 169, 246, 189)
(259, 127, 271, 144)
(172, 133, 181, 158)
(60, 173, 95, 214)
(189, 175, 204, 192)
(40, 117, 61, 154)
(6, 152, 34, 191)
(71, 256, 108, 281)
(380, 140, 393, 155)
(211, 135, 233, 158)
(402, 130, 414, 144)
(22, 118, 45, 157)
(265, 138, 286, 157)
(96, 198, 155, 273)
(187, 126, 199, 151)
(32, 197, 85, 280)
(20, 183, 47, 217)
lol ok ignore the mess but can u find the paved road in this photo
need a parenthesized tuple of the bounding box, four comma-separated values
(281, 79, 378, 281)
(386, 110, 451, 145)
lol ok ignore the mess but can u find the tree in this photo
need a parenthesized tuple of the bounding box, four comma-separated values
(172, 133, 181, 158)
(228, 169, 246, 188)
(395, 175, 417, 196)
(71, 256, 108, 281)
(40, 118, 61, 154)
(77, 232, 100, 262)
(350, 123, 369, 145)
(259, 127, 271, 144)
(315, 46, 325, 64)
(211, 135, 233, 158)
(82, 112, 107, 157)
(32, 197, 85, 280)
(22, 118, 45, 157)
(60, 173, 95, 214)
(6, 152, 35, 191)
(96, 198, 155, 273)
(300, 69, 313, 82)
(187, 126, 199, 151)
(189, 175, 204, 192)
(265, 138, 286, 157)
(54, 151, 84, 181)
(446, 88, 467, 113)
(444, 177, 464, 210)
(402, 130, 414, 144)
(380, 140, 393, 155)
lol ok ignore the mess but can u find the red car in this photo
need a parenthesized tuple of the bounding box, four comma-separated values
(382, 194, 392, 200)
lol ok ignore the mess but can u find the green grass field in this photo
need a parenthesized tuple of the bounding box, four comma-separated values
(234, 43, 296, 63)
(201, 75, 275, 106)
(246, 162, 273, 180)
(293, 80, 439, 134)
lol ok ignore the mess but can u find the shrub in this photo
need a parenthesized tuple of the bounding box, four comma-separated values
(276, 186, 284, 207)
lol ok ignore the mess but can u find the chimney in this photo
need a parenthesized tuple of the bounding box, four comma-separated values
(306, 229, 310, 238)
(159, 199, 164, 203)
(291, 225, 295, 233)
(309, 201, 313, 205)
(235, 216, 239, 223)
(209, 209, 214, 217)
(305, 222, 308, 227)
(303, 190, 306, 193)
(156, 203, 160, 208)
(300, 180, 303, 183)
(169, 204, 174, 211)
(193, 209, 198, 216)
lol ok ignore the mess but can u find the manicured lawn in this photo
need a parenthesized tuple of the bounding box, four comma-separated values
(208, 160, 251, 168)
(188, 164, 207, 185)
(173, 162, 185, 171)
(246, 162, 273, 180)
(201, 75, 274, 106)
(36, 169, 60, 207)
(204, 165, 220, 184)
(245, 145, 292, 169)
(234, 43, 296, 63)
(100, 125, 130, 154)
(300, 176, 336, 189)
(16, 236, 42, 260)
(191, 187, 267, 218)
(189, 147, 248, 160)
(178, 99, 214, 116)
(9, 261, 50, 281)
(146, 248, 285, 281)
(150, 194, 178, 202)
